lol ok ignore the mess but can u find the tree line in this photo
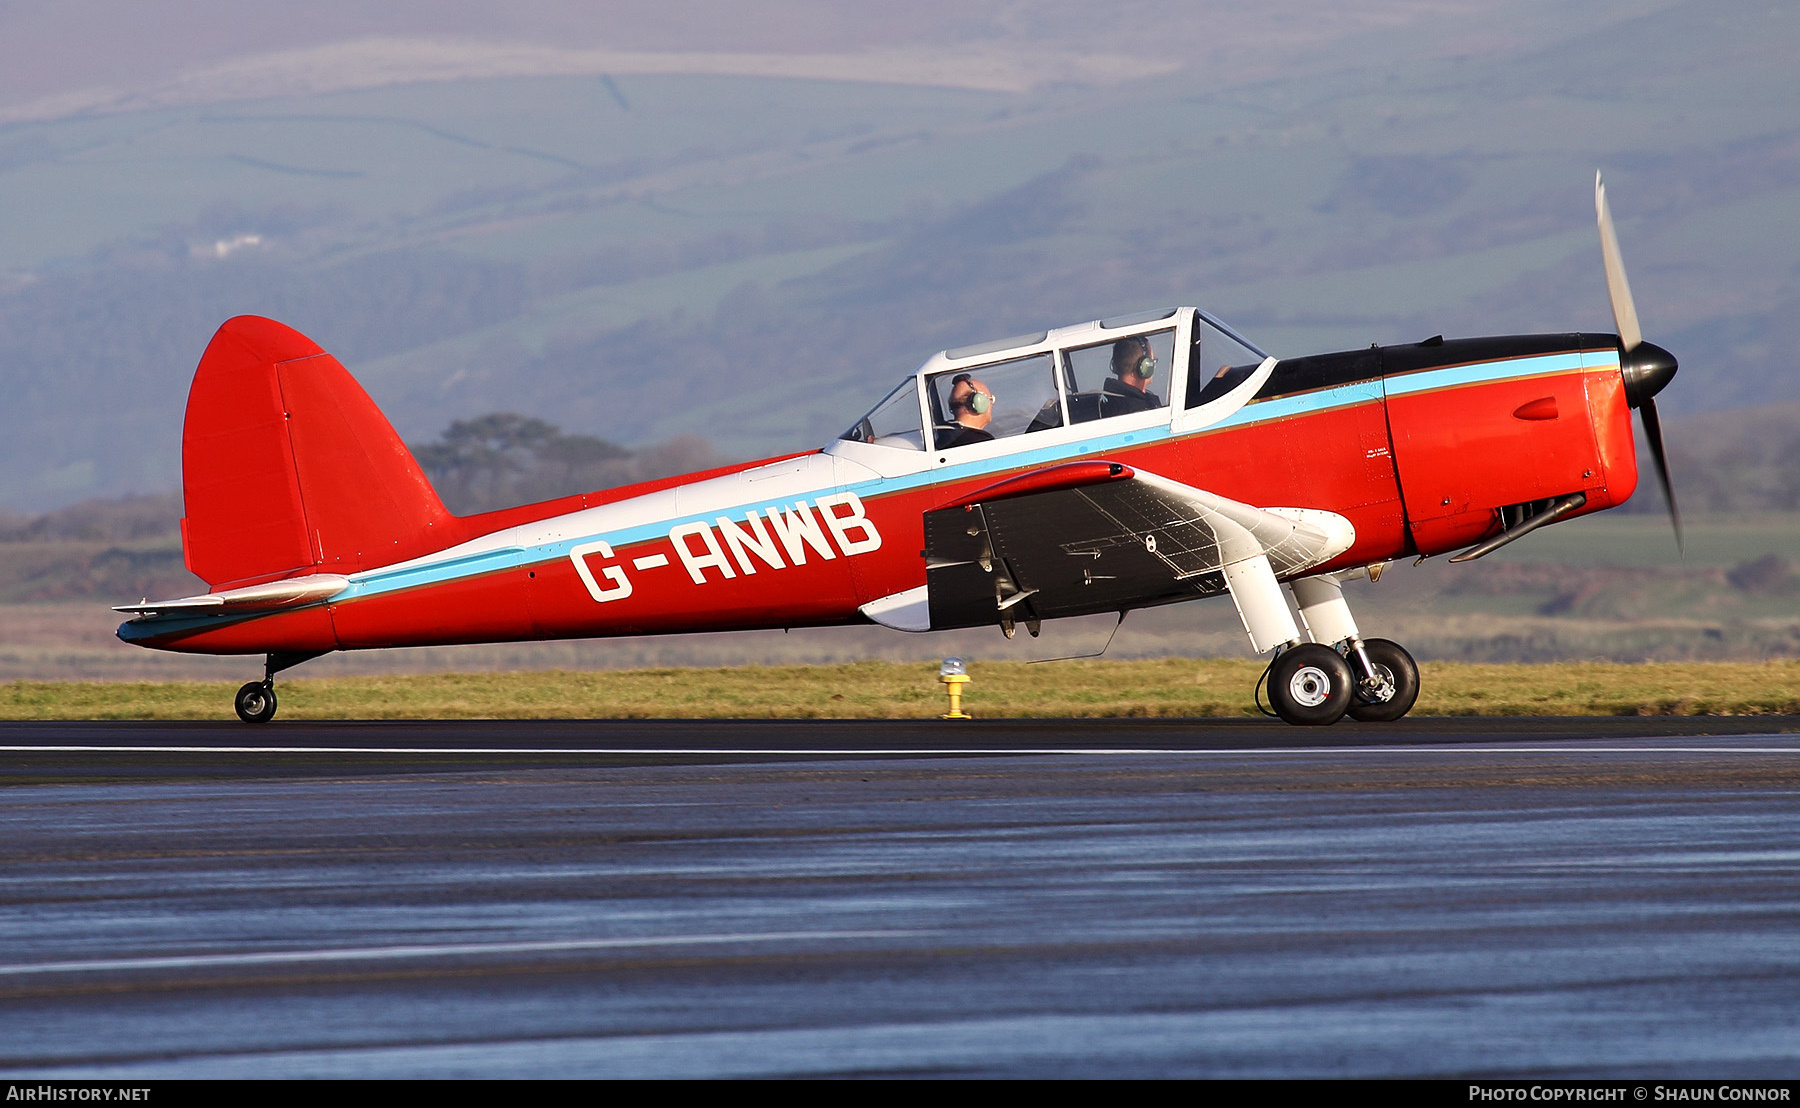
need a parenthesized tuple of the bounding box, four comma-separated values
(407, 413, 725, 515)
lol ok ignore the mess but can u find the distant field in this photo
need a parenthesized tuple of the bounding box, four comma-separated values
(8, 659, 1800, 720)
(1482, 511, 1800, 568)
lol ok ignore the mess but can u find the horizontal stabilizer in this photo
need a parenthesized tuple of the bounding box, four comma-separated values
(114, 573, 349, 616)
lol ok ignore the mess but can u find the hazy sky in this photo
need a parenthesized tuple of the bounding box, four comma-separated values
(1, 0, 1789, 510)
(0, 1, 1628, 111)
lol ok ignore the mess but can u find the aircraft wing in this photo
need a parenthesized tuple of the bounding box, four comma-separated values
(113, 573, 350, 616)
(860, 461, 1354, 632)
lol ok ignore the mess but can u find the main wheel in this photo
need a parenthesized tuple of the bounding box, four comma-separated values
(234, 681, 277, 723)
(1266, 644, 1353, 726)
(1346, 638, 1420, 722)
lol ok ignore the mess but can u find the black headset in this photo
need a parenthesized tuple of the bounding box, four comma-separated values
(1115, 338, 1156, 379)
(949, 373, 993, 415)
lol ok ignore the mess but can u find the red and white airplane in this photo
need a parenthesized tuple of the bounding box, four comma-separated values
(117, 177, 1680, 725)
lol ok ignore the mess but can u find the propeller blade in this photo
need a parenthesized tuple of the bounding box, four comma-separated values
(1595, 171, 1643, 352)
(1637, 396, 1683, 554)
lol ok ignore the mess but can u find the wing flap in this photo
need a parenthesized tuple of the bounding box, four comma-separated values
(922, 464, 1352, 631)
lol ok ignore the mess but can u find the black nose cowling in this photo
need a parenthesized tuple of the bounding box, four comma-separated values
(1620, 340, 1677, 409)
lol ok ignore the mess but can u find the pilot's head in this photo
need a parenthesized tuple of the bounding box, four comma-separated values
(948, 373, 995, 427)
(1111, 336, 1156, 387)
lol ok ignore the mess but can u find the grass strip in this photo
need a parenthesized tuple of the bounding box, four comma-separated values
(5, 659, 1800, 720)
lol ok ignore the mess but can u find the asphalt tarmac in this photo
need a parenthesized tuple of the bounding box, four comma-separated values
(3, 717, 1800, 1078)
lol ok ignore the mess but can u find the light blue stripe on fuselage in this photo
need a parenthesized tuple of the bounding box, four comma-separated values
(330, 350, 1598, 604)
(1383, 350, 1600, 397)
(351, 546, 527, 598)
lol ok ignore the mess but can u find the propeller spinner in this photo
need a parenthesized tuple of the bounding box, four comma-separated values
(1596, 172, 1682, 551)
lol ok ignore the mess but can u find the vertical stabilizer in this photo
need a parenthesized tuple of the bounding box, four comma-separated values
(182, 316, 458, 588)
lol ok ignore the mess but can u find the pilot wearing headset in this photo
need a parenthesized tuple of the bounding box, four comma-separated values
(937, 373, 997, 449)
(1101, 335, 1164, 416)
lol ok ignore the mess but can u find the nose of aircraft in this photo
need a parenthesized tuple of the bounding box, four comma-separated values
(1620, 339, 1677, 409)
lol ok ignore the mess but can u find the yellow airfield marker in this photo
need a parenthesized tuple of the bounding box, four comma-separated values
(940, 657, 971, 719)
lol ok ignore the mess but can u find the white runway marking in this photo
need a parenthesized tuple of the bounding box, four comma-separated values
(0, 930, 915, 978)
(3, 743, 1799, 756)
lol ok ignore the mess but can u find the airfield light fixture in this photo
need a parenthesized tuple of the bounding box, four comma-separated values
(939, 658, 971, 719)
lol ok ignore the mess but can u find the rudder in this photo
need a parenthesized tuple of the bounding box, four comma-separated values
(182, 316, 459, 588)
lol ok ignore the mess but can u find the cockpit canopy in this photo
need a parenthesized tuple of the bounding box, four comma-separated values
(839, 308, 1268, 453)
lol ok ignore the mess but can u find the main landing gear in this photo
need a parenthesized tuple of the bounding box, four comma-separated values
(1228, 557, 1420, 726)
(1344, 637, 1420, 723)
(232, 651, 324, 723)
(1265, 644, 1353, 725)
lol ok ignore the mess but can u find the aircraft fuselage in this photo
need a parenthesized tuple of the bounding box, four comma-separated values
(119, 325, 1636, 656)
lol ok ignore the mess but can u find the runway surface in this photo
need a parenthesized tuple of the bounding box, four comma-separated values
(3, 717, 1800, 1077)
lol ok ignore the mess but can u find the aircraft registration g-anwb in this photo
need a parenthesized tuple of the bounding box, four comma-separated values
(117, 176, 1681, 725)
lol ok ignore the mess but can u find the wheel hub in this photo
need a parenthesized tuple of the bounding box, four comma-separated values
(1358, 663, 1396, 703)
(1287, 666, 1334, 708)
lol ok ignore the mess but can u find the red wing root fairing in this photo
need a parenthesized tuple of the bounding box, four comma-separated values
(119, 178, 1680, 724)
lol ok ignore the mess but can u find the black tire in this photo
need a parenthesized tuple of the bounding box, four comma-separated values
(234, 681, 277, 724)
(1266, 644, 1353, 726)
(1346, 638, 1420, 723)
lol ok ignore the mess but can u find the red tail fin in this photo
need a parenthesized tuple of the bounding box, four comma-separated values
(182, 316, 460, 588)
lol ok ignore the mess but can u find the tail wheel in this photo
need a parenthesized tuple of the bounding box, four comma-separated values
(1346, 638, 1420, 723)
(234, 681, 277, 724)
(1266, 644, 1353, 726)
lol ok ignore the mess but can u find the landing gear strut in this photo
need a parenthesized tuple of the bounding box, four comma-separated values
(1345, 638, 1420, 722)
(232, 651, 325, 723)
(1229, 562, 1421, 726)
